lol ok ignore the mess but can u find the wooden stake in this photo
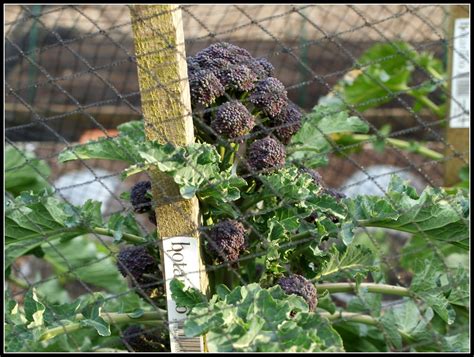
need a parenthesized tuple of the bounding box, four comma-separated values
(130, 5, 208, 351)
(444, 5, 470, 186)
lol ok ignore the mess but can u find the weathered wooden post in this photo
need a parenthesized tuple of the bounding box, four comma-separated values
(444, 5, 469, 186)
(130, 5, 207, 352)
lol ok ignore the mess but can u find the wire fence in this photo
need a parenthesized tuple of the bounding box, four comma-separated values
(4, 4, 470, 353)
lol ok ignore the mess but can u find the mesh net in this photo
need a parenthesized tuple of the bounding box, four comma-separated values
(5, 4, 470, 353)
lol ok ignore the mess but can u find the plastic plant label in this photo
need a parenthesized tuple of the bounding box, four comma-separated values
(162, 236, 204, 352)
(449, 18, 470, 128)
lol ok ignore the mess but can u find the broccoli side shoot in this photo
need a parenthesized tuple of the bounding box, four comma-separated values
(188, 69, 225, 107)
(278, 274, 318, 312)
(249, 77, 288, 117)
(211, 101, 255, 141)
(116, 245, 156, 280)
(254, 57, 274, 78)
(246, 136, 286, 173)
(117, 245, 162, 299)
(221, 64, 258, 92)
(205, 219, 246, 263)
(272, 102, 302, 144)
(130, 181, 152, 213)
(194, 42, 253, 66)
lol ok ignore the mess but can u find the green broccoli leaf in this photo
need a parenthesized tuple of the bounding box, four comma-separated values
(5, 146, 52, 196)
(315, 244, 376, 281)
(107, 212, 142, 243)
(5, 191, 146, 269)
(122, 141, 222, 199)
(340, 42, 417, 111)
(170, 278, 207, 311)
(24, 289, 46, 328)
(288, 104, 369, 168)
(409, 259, 456, 325)
(41, 235, 128, 294)
(79, 295, 110, 337)
(445, 266, 469, 308)
(173, 282, 344, 352)
(345, 175, 469, 249)
(58, 121, 144, 164)
(5, 191, 90, 268)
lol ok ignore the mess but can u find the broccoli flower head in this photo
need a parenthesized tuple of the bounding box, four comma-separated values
(246, 136, 286, 173)
(211, 101, 255, 141)
(205, 219, 246, 263)
(188, 69, 225, 107)
(131, 181, 152, 213)
(278, 274, 318, 312)
(249, 77, 288, 117)
(272, 102, 302, 144)
(116, 245, 156, 280)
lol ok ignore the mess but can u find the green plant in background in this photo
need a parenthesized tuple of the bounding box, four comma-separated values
(321, 41, 446, 117)
(5, 146, 52, 197)
(314, 41, 451, 168)
(5, 43, 469, 352)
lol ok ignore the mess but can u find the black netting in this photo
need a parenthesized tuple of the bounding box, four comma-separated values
(5, 4, 470, 353)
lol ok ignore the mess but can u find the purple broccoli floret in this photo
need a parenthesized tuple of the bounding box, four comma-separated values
(249, 77, 288, 117)
(272, 102, 302, 144)
(194, 42, 253, 67)
(255, 57, 274, 77)
(205, 219, 246, 263)
(247, 136, 286, 173)
(116, 245, 156, 280)
(278, 274, 318, 312)
(220, 64, 258, 92)
(117, 245, 162, 299)
(131, 181, 152, 213)
(211, 101, 255, 141)
(189, 69, 225, 107)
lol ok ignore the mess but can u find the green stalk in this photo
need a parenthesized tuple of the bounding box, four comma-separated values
(291, 230, 314, 242)
(218, 145, 226, 165)
(316, 282, 410, 297)
(393, 83, 444, 118)
(214, 266, 226, 287)
(91, 227, 146, 244)
(228, 143, 239, 169)
(7, 275, 30, 290)
(349, 134, 443, 161)
(39, 311, 165, 341)
(409, 94, 444, 118)
(425, 66, 445, 84)
(220, 142, 238, 171)
(223, 268, 237, 290)
(320, 311, 378, 325)
(320, 311, 412, 342)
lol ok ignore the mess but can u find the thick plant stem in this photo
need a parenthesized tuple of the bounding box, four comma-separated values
(39, 311, 165, 341)
(320, 311, 412, 342)
(319, 311, 378, 325)
(410, 95, 444, 118)
(316, 282, 410, 297)
(91, 227, 146, 244)
(349, 134, 443, 161)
